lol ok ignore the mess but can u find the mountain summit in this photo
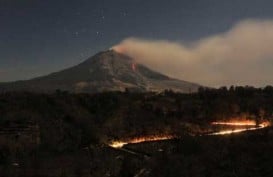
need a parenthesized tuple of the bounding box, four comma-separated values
(0, 50, 201, 93)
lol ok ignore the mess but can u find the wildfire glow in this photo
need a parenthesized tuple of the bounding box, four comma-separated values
(109, 135, 175, 148)
(108, 121, 271, 148)
(209, 126, 264, 135)
(211, 120, 256, 126)
(210, 120, 270, 135)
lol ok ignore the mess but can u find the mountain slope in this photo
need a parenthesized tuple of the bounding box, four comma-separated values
(0, 50, 201, 93)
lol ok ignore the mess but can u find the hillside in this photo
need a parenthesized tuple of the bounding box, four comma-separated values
(0, 50, 201, 93)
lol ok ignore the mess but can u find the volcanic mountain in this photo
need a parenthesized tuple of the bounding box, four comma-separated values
(0, 50, 201, 93)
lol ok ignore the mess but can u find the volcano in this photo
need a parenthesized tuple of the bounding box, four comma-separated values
(0, 50, 201, 93)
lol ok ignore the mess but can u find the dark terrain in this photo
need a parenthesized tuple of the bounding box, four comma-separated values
(0, 86, 273, 176)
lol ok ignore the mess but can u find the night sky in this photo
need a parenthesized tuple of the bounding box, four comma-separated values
(1, 0, 273, 82)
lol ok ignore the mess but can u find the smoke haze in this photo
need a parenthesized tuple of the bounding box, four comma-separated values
(113, 19, 273, 87)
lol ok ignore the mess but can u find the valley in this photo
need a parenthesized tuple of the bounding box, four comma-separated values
(0, 87, 273, 176)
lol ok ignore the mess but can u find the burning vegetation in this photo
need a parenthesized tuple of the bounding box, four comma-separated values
(109, 120, 271, 148)
(0, 86, 273, 176)
(109, 135, 176, 148)
(211, 119, 271, 128)
(210, 119, 271, 135)
(211, 120, 257, 126)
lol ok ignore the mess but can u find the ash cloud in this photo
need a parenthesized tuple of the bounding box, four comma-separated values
(113, 19, 273, 87)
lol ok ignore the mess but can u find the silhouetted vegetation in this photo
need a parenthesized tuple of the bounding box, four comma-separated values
(0, 86, 273, 176)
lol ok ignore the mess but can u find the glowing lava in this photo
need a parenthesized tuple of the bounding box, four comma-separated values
(131, 63, 136, 72)
(109, 135, 175, 148)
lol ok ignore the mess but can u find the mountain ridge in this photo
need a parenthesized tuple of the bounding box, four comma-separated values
(0, 50, 201, 93)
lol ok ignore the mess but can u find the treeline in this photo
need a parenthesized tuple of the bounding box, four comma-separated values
(0, 86, 273, 154)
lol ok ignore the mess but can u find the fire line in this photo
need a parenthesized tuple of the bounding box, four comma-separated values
(209, 120, 270, 135)
(109, 121, 271, 148)
(211, 121, 257, 126)
(109, 135, 175, 148)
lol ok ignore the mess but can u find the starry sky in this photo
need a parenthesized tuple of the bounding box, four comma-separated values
(1, 0, 273, 82)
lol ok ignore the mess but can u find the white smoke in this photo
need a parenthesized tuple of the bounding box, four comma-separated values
(113, 19, 273, 87)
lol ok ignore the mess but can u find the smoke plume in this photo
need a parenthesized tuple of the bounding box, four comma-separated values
(112, 19, 273, 87)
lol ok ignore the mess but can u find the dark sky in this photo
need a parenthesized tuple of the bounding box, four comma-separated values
(1, 0, 273, 81)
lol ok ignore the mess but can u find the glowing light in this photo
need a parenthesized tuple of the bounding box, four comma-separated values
(132, 63, 136, 72)
(260, 121, 271, 127)
(109, 135, 175, 148)
(209, 126, 263, 135)
(209, 121, 270, 135)
(108, 121, 271, 148)
(109, 141, 128, 148)
(211, 120, 256, 126)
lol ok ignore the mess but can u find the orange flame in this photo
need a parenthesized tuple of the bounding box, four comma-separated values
(109, 121, 271, 148)
(109, 135, 175, 148)
(211, 120, 256, 126)
(210, 120, 270, 135)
